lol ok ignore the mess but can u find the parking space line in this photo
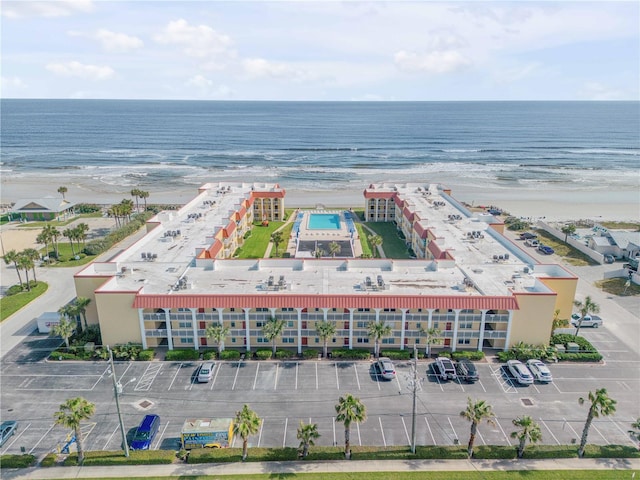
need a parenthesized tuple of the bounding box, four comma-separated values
(154, 421, 169, 450)
(424, 417, 436, 445)
(375, 368, 381, 390)
(335, 363, 339, 390)
(434, 374, 444, 392)
(539, 418, 560, 445)
(591, 423, 608, 443)
(2, 423, 30, 453)
(283, 418, 288, 447)
(609, 418, 638, 447)
(295, 363, 299, 390)
(356, 422, 362, 446)
(253, 363, 260, 390)
(103, 425, 119, 450)
(29, 423, 55, 454)
(447, 417, 458, 444)
(478, 380, 487, 393)
(455, 378, 466, 393)
(477, 427, 486, 445)
(379, 417, 386, 447)
(134, 363, 162, 392)
(552, 382, 562, 394)
(531, 383, 541, 394)
(315, 363, 318, 390)
(401, 416, 410, 445)
(274, 363, 279, 390)
(562, 418, 580, 440)
(168, 363, 182, 391)
(332, 417, 336, 446)
(395, 372, 402, 393)
(354, 364, 361, 390)
(120, 363, 134, 381)
(495, 419, 512, 445)
(210, 362, 222, 390)
(232, 361, 242, 390)
(257, 418, 264, 447)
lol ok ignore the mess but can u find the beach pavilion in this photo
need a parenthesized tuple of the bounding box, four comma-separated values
(10, 197, 76, 222)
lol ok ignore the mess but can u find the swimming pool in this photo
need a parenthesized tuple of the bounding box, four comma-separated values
(308, 213, 341, 230)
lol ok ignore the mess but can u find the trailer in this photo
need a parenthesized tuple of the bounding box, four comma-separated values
(180, 418, 234, 449)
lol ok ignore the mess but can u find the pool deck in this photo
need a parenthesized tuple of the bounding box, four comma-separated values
(286, 209, 363, 258)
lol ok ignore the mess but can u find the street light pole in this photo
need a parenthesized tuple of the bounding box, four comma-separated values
(411, 344, 418, 454)
(108, 346, 130, 457)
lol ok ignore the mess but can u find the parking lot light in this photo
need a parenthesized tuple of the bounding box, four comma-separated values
(108, 346, 129, 458)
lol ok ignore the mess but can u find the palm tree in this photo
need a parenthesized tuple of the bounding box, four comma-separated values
(75, 223, 90, 247)
(335, 393, 366, 459)
(206, 323, 231, 355)
(23, 248, 40, 282)
(550, 309, 569, 339)
(233, 404, 261, 461)
(460, 397, 495, 458)
(561, 224, 576, 242)
(297, 421, 320, 458)
(511, 415, 542, 458)
(367, 321, 392, 358)
(578, 388, 617, 457)
(139, 190, 149, 211)
(313, 247, 325, 258)
(75, 297, 92, 329)
(54, 397, 95, 464)
(36, 229, 52, 263)
(51, 316, 76, 348)
(131, 188, 141, 211)
(3, 249, 23, 288)
(628, 418, 640, 444)
(49, 226, 61, 259)
(63, 227, 77, 256)
(315, 320, 336, 358)
(17, 253, 33, 291)
(368, 234, 383, 258)
(328, 241, 341, 258)
(57, 186, 68, 200)
(120, 199, 134, 222)
(420, 326, 442, 358)
(271, 231, 284, 257)
(262, 316, 286, 357)
(573, 296, 600, 337)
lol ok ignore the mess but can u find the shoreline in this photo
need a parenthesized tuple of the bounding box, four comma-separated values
(1, 177, 638, 223)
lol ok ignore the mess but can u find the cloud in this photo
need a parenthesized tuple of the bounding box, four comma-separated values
(46, 61, 115, 80)
(493, 62, 541, 84)
(1, 76, 27, 89)
(394, 49, 471, 74)
(185, 75, 233, 98)
(69, 29, 144, 53)
(2, 0, 93, 18)
(155, 19, 233, 59)
(242, 58, 308, 81)
(578, 82, 627, 101)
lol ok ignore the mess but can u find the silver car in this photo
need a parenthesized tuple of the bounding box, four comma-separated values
(507, 360, 534, 385)
(196, 362, 215, 383)
(526, 359, 553, 383)
(375, 357, 396, 380)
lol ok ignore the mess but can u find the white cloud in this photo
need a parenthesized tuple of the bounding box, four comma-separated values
(70, 29, 144, 53)
(242, 58, 309, 81)
(394, 49, 471, 74)
(1, 76, 27, 89)
(493, 62, 541, 84)
(185, 75, 233, 98)
(46, 61, 115, 80)
(2, 0, 93, 19)
(155, 19, 233, 59)
(578, 82, 627, 101)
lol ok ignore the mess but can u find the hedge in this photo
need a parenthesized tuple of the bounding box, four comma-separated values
(62, 449, 176, 466)
(471, 445, 517, 459)
(582, 444, 640, 458)
(521, 444, 578, 459)
(0, 454, 36, 468)
(557, 352, 603, 362)
(380, 350, 411, 360)
(275, 349, 296, 359)
(302, 349, 320, 359)
(40, 453, 58, 467)
(165, 349, 201, 361)
(331, 348, 371, 360)
(451, 351, 485, 361)
(219, 350, 241, 360)
(255, 349, 272, 360)
(138, 350, 155, 361)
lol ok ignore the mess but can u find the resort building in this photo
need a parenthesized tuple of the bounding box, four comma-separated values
(74, 182, 578, 354)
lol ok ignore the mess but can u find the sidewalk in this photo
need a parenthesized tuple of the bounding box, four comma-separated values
(3, 458, 639, 479)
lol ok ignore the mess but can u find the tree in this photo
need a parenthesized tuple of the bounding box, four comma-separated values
(561, 224, 576, 242)
(52, 316, 76, 348)
(206, 323, 231, 355)
(313, 247, 325, 258)
(271, 231, 284, 256)
(511, 415, 542, 458)
(57, 186, 68, 200)
(36, 228, 52, 263)
(139, 190, 149, 210)
(328, 241, 341, 258)
(460, 397, 495, 458)
(75, 297, 92, 329)
(367, 320, 392, 358)
(578, 388, 616, 457)
(3, 250, 23, 288)
(550, 309, 569, 339)
(23, 248, 40, 282)
(315, 320, 336, 358)
(63, 227, 77, 256)
(17, 253, 33, 291)
(573, 296, 600, 337)
(262, 316, 286, 357)
(335, 394, 366, 458)
(628, 418, 640, 444)
(233, 404, 261, 461)
(296, 421, 320, 458)
(54, 397, 95, 464)
(75, 223, 90, 246)
(420, 326, 442, 358)
(131, 188, 141, 211)
(49, 226, 61, 259)
(368, 234, 383, 258)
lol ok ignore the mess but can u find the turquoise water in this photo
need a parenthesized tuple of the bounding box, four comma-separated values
(308, 214, 341, 230)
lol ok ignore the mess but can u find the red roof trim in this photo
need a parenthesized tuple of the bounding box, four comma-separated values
(363, 191, 396, 199)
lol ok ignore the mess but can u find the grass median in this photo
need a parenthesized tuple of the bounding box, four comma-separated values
(0, 281, 48, 322)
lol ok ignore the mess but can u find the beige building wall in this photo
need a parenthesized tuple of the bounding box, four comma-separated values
(510, 293, 557, 346)
(538, 277, 578, 321)
(73, 276, 111, 326)
(96, 292, 141, 346)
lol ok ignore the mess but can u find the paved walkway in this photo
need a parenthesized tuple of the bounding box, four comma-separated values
(3, 458, 639, 479)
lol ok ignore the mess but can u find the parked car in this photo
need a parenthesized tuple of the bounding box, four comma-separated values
(604, 254, 615, 264)
(0, 421, 18, 447)
(519, 232, 538, 240)
(433, 357, 457, 381)
(374, 357, 396, 380)
(455, 358, 479, 383)
(506, 360, 534, 385)
(196, 362, 215, 383)
(524, 238, 539, 247)
(526, 359, 553, 383)
(570, 313, 603, 328)
(130, 414, 160, 450)
(537, 245, 554, 255)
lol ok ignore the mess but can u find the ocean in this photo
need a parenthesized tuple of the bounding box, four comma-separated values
(1, 100, 638, 195)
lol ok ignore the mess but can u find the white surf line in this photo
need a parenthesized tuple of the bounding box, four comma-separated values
(354, 364, 361, 390)
(447, 417, 458, 444)
(424, 417, 436, 445)
(495, 419, 512, 445)
(356, 422, 362, 446)
(232, 361, 242, 390)
(274, 363, 279, 390)
(283, 418, 288, 447)
(210, 362, 222, 390)
(335, 362, 340, 390)
(401, 416, 411, 445)
(539, 418, 560, 445)
(257, 418, 265, 447)
(253, 363, 260, 390)
(168, 363, 182, 390)
(562, 417, 580, 439)
(29, 423, 56, 454)
(379, 417, 387, 447)
(103, 425, 119, 450)
(153, 421, 170, 450)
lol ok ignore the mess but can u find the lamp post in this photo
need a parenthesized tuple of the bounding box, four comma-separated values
(108, 346, 130, 457)
(405, 344, 422, 454)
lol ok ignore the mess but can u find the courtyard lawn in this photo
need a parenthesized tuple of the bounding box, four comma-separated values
(235, 221, 285, 258)
(364, 222, 412, 259)
(0, 281, 48, 321)
(356, 224, 373, 257)
(270, 222, 293, 258)
(41, 243, 98, 267)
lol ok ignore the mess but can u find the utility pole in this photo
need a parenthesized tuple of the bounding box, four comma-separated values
(109, 346, 130, 457)
(408, 344, 421, 454)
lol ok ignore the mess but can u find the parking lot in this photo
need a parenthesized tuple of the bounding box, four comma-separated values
(1, 325, 638, 458)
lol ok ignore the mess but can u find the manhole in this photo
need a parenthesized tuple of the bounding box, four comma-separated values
(521, 398, 534, 406)
(137, 399, 154, 410)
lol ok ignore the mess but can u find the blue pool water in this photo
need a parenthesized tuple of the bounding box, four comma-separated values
(308, 214, 341, 230)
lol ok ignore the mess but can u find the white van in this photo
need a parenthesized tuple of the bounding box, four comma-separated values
(197, 362, 215, 383)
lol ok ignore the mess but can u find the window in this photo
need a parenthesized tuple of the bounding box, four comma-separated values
(230, 322, 236, 328)
(457, 338, 471, 345)
(256, 308, 268, 312)
(180, 338, 194, 344)
(282, 308, 294, 312)
(287, 321, 295, 328)
(356, 321, 367, 328)
(382, 338, 394, 344)
(383, 308, 396, 312)
(283, 338, 295, 344)
(357, 308, 371, 312)
(231, 338, 236, 343)
(356, 338, 369, 344)
(178, 322, 192, 328)
(460, 322, 473, 329)
(256, 321, 264, 327)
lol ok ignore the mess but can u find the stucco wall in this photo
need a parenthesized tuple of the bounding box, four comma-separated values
(96, 292, 141, 346)
(73, 275, 112, 325)
(510, 292, 557, 346)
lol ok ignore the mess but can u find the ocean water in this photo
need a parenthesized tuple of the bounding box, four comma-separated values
(1, 100, 638, 194)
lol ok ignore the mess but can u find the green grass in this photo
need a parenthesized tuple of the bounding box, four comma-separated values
(234, 221, 285, 258)
(16, 213, 102, 229)
(0, 281, 48, 321)
(356, 224, 373, 257)
(595, 278, 640, 296)
(42, 243, 98, 268)
(363, 222, 412, 259)
(534, 231, 598, 267)
(599, 221, 639, 230)
(270, 222, 293, 258)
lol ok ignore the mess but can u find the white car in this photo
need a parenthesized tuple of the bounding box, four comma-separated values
(507, 360, 534, 385)
(526, 359, 553, 383)
(570, 313, 603, 328)
(375, 357, 396, 380)
(433, 357, 457, 381)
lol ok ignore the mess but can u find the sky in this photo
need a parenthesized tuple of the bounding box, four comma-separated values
(2, 1, 639, 101)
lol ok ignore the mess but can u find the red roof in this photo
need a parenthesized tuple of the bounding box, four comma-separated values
(363, 191, 396, 199)
(402, 206, 414, 222)
(223, 222, 237, 237)
(252, 191, 285, 198)
(427, 241, 447, 259)
(132, 294, 518, 311)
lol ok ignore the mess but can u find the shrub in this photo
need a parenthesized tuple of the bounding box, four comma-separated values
(219, 350, 241, 360)
(137, 350, 154, 361)
(83, 240, 108, 256)
(302, 349, 320, 359)
(75, 203, 102, 214)
(438, 351, 452, 358)
(557, 352, 603, 362)
(380, 350, 411, 360)
(63, 450, 175, 466)
(451, 351, 485, 361)
(551, 334, 597, 352)
(165, 349, 201, 361)
(49, 351, 78, 361)
(255, 349, 272, 360)
(39, 453, 58, 467)
(0, 454, 36, 468)
(472, 445, 517, 459)
(6, 284, 24, 296)
(275, 349, 295, 359)
(330, 348, 371, 360)
(582, 444, 640, 458)
(522, 445, 577, 459)
(201, 350, 217, 360)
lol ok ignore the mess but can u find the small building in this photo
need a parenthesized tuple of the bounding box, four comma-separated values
(588, 230, 640, 260)
(10, 197, 76, 222)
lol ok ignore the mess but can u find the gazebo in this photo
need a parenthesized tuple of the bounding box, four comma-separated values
(10, 197, 76, 222)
